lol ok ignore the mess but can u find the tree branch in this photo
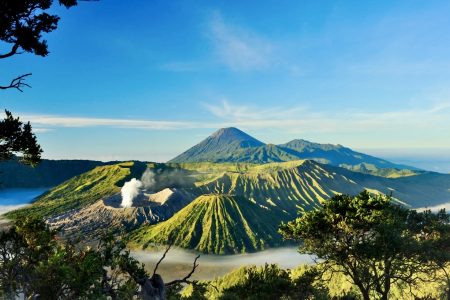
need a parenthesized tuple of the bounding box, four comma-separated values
(152, 243, 172, 277)
(165, 255, 200, 286)
(0, 73, 32, 92)
(0, 43, 20, 59)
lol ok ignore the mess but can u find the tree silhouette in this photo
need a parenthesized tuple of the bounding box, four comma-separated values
(0, 0, 79, 91)
(0, 110, 42, 166)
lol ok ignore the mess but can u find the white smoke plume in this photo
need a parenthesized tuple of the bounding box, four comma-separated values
(120, 167, 193, 207)
(120, 178, 143, 208)
(140, 168, 156, 188)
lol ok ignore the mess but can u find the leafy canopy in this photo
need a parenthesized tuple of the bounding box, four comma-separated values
(279, 191, 449, 300)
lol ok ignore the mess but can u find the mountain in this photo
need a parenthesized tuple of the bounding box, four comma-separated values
(128, 194, 286, 254)
(169, 128, 418, 173)
(49, 188, 196, 239)
(169, 127, 265, 163)
(278, 139, 415, 170)
(0, 158, 105, 189)
(128, 160, 450, 254)
(8, 160, 450, 254)
(6, 161, 147, 220)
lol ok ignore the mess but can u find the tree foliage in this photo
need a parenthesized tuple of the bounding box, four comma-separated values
(0, 110, 42, 166)
(0, 0, 78, 91)
(279, 191, 450, 300)
(0, 217, 204, 299)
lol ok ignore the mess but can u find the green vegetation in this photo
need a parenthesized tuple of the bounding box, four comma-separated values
(128, 194, 287, 254)
(191, 264, 326, 300)
(0, 217, 173, 299)
(279, 191, 450, 300)
(2, 192, 450, 299)
(184, 263, 450, 300)
(7, 159, 450, 255)
(6, 161, 147, 219)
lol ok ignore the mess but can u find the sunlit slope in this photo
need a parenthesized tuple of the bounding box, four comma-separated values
(6, 161, 147, 219)
(196, 160, 376, 214)
(311, 164, 450, 208)
(128, 160, 450, 254)
(128, 194, 286, 254)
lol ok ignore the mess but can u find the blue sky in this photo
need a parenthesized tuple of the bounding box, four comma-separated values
(1, 0, 450, 164)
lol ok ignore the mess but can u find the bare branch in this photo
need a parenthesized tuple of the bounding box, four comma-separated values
(0, 43, 20, 59)
(0, 73, 32, 92)
(152, 243, 172, 277)
(165, 255, 200, 286)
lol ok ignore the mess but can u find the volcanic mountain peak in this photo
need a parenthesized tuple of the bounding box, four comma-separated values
(209, 127, 264, 146)
(169, 127, 265, 163)
(128, 194, 285, 254)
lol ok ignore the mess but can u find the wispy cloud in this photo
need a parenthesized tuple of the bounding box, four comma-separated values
(208, 12, 273, 71)
(21, 114, 201, 130)
(203, 99, 450, 137)
(203, 99, 307, 121)
(15, 99, 450, 148)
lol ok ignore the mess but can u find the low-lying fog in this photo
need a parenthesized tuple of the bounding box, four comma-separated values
(0, 188, 48, 216)
(132, 246, 315, 282)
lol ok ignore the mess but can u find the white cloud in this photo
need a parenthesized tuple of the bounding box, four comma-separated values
(21, 114, 201, 130)
(14, 99, 450, 148)
(203, 99, 307, 121)
(202, 100, 450, 140)
(208, 12, 273, 71)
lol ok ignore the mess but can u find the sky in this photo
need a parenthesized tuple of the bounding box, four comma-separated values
(1, 0, 450, 168)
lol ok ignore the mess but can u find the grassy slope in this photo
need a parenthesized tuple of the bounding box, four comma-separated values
(5, 161, 147, 220)
(7, 159, 449, 254)
(128, 160, 450, 254)
(128, 194, 286, 254)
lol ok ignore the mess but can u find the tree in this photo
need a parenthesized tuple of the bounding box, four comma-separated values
(0, 218, 202, 299)
(409, 209, 450, 300)
(279, 191, 433, 300)
(0, 110, 42, 166)
(0, 0, 78, 91)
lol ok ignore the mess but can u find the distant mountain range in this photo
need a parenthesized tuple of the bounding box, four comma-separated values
(0, 127, 427, 190)
(8, 159, 450, 254)
(5, 127, 450, 254)
(169, 127, 418, 173)
(0, 158, 105, 189)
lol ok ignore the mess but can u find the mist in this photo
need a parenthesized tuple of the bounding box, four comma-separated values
(131, 246, 315, 282)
